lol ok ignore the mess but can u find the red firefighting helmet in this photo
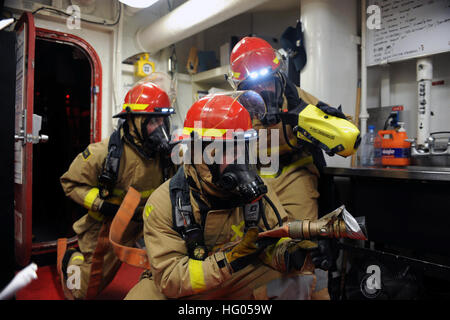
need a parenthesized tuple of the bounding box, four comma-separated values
(228, 37, 284, 89)
(113, 81, 174, 118)
(179, 91, 266, 142)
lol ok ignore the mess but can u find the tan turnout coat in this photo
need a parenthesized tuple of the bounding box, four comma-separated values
(60, 132, 168, 299)
(125, 166, 318, 300)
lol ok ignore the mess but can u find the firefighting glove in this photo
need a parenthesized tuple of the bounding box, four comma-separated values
(284, 239, 332, 272)
(224, 227, 262, 273)
(99, 202, 144, 222)
(310, 240, 333, 271)
(316, 101, 347, 119)
(99, 201, 120, 217)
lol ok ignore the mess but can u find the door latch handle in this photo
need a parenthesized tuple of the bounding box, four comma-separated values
(14, 114, 49, 144)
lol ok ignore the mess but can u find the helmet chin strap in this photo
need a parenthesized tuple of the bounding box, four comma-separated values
(131, 115, 145, 143)
(276, 71, 289, 106)
(279, 71, 303, 111)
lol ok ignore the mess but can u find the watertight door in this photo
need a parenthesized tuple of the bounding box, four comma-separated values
(14, 12, 37, 267)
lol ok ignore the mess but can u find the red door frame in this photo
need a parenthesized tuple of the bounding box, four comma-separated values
(14, 14, 104, 265)
(36, 28, 103, 143)
(30, 28, 103, 255)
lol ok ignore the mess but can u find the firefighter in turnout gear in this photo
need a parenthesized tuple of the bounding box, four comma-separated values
(227, 37, 353, 300)
(125, 91, 331, 300)
(58, 74, 176, 300)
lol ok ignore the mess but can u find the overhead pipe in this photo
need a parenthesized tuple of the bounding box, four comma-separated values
(380, 66, 390, 109)
(360, 0, 369, 137)
(123, 5, 145, 16)
(135, 0, 270, 54)
(112, 2, 124, 120)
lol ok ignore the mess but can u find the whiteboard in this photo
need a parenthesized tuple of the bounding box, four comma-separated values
(366, 0, 450, 66)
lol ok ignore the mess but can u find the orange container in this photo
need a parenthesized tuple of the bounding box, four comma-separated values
(378, 130, 411, 166)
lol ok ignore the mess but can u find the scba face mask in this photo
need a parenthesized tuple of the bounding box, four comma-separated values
(218, 162, 267, 205)
(141, 116, 171, 157)
(201, 134, 268, 205)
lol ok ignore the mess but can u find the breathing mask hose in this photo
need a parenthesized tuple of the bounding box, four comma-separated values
(160, 152, 171, 181)
(262, 195, 283, 228)
(282, 118, 303, 152)
(259, 199, 271, 230)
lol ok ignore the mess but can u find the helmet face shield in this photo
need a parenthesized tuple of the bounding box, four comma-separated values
(179, 91, 267, 142)
(238, 74, 276, 92)
(238, 74, 285, 126)
(232, 90, 267, 122)
(136, 72, 177, 107)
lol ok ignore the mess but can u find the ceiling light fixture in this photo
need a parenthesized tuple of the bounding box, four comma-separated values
(119, 0, 160, 9)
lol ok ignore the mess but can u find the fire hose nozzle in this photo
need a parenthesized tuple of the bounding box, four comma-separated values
(258, 205, 368, 241)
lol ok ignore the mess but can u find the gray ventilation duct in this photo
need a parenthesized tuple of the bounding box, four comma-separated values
(136, 0, 270, 54)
